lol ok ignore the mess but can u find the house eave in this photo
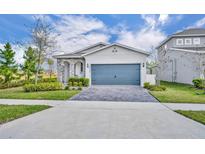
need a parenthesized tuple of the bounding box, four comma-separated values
(53, 55, 83, 59)
(82, 43, 150, 57)
(169, 47, 205, 54)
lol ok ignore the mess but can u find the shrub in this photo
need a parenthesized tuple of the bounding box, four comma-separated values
(41, 77, 57, 82)
(192, 78, 205, 89)
(0, 80, 25, 89)
(69, 81, 73, 86)
(23, 82, 63, 92)
(77, 87, 82, 90)
(0, 77, 4, 83)
(64, 85, 70, 90)
(29, 77, 57, 83)
(73, 82, 78, 87)
(68, 77, 89, 87)
(83, 78, 89, 87)
(144, 82, 166, 91)
(144, 82, 151, 89)
(149, 85, 166, 91)
(78, 82, 83, 87)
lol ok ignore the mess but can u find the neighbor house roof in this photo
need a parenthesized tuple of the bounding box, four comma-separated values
(156, 28, 205, 49)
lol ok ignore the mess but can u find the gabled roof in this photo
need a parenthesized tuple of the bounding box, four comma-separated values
(82, 43, 150, 56)
(54, 42, 150, 58)
(53, 42, 108, 58)
(174, 28, 205, 36)
(156, 28, 205, 49)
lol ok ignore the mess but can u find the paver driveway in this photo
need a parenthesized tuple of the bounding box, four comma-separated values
(71, 85, 158, 102)
(0, 101, 205, 139)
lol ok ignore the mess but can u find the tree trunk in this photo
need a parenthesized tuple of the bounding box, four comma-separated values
(35, 63, 40, 85)
(49, 70, 52, 79)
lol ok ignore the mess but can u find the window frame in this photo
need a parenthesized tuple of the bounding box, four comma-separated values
(176, 38, 184, 46)
(185, 38, 192, 45)
(193, 38, 201, 45)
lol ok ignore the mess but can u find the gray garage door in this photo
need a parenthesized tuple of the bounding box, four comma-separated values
(91, 64, 140, 85)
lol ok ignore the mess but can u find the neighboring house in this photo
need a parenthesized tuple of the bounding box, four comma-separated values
(53, 42, 150, 86)
(156, 28, 205, 84)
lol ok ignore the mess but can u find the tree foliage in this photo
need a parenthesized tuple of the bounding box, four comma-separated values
(0, 43, 18, 83)
(30, 16, 57, 84)
(21, 47, 37, 81)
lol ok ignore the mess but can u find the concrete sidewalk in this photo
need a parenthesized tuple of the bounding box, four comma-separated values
(0, 101, 205, 139)
(0, 99, 65, 106)
(163, 103, 205, 111)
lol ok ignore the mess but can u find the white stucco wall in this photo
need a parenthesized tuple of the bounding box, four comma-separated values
(84, 45, 148, 86)
(158, 49, 202, 84)
(74, 62, 84, 77)
(146, 74, 156, 85)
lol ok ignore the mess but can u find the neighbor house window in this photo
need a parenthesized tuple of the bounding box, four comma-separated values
(193, 38, 200, 45)
(185, 38, 192, 45)
(176, 39, 183, 45)
(80, 63, 83, 72)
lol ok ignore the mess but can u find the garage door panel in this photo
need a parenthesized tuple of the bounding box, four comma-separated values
(91, 64, 140, 85)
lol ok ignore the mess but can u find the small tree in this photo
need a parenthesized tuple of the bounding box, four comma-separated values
(21, 47, 37, 81)
(29, 16, 57, 84)
(47, 58, 54, 79)
(0, 43, 18, 83)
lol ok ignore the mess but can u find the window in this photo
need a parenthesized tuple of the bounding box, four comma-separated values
(80, 63, 83, 72)
(176, 39, 183, 45)
(185, 38, 192, 45)
(193, 38, 200, 45)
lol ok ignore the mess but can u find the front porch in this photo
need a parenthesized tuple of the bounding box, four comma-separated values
(57, 58, 85, 84)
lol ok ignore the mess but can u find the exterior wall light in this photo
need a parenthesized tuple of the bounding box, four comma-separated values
(143, 63, 145, 67)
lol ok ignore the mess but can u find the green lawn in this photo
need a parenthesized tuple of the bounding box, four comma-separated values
(0, 87, 80, 100)
(150, 81, 205, 103)
(176, 110, 205, 125)
(0, 104, 50, 124)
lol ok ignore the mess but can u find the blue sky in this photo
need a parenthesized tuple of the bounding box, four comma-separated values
(0, 14, 205, 63)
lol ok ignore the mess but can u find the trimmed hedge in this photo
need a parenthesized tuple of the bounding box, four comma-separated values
(192, 78, 205, 89)
(0, 80, 25, 89)
(23, 82, 63, 92)
(143, 82, 166, 91)
(29, 77, 57, 83)
(68, 77, 89, 87)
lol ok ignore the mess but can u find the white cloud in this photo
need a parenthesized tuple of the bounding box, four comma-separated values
(53, 15, 110, 53)
(187, 17, 205, 29)
(115, 15, 167, 52)
(116, 28, 166, 51)
(141, 14, 170, 29)
(158, 14, 169, 25)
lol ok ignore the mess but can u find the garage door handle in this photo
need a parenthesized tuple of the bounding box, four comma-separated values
(114, 75, 117, 78)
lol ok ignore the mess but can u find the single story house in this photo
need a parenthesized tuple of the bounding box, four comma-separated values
(53, 42, 150, 86)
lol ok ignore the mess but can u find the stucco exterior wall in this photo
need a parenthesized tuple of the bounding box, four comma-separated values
(158, 49, 201, 84)
(84, 45, 148, 86)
